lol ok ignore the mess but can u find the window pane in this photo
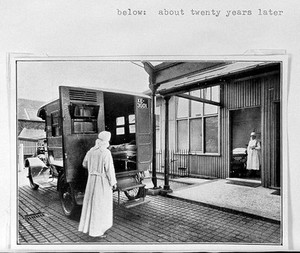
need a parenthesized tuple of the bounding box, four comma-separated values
(52, 117, 59, 124)
(204, 104, 218, 115)
(83, 122, 95, 132)
(212, 85, 220, 102)
(116, 127, 125, 135)
(190, 118, 202, 151)
(191, 101, 203, 117)
(52, 126, 60, 137)
(190, 90, 203, 117)
(204, 87, 211, 100)
(177, 120, 188, 150)
(129, 125, 136, 133)
(190, 90, 200, 97)
(205, 117, 218, 153)
(74, 106, 90, 117)
(177, 97, 189, 118)
(74, 121, 96, 133)
(74, 122, 83, 133)
(129, 114, 135, 124)
(116, 117, 125, 126)
(204, 86, 218, 115)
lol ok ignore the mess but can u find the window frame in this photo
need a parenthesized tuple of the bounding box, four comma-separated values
(116, 116, 126, 135)
(50, 110, 61, 137)
(69, 103, 99, 134)
(175, 86, 220, 155)
(115, 114, 137, 136)
(128, 114, 136, 134)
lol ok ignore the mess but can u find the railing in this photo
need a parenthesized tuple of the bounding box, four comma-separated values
(155, 150, 190, 178)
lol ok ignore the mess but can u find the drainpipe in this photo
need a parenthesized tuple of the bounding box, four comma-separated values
(163, 96, 172, 193)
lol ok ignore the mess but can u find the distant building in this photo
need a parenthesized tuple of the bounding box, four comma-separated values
(18, 99, 46, 158)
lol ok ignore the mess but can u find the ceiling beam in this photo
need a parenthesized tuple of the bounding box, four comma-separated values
(176, 93, 221, 107)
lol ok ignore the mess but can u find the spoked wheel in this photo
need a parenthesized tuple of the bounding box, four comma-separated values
(124, 187, 144, 200)
(28, 168, 39, 190)
(59, 175, 80, 218)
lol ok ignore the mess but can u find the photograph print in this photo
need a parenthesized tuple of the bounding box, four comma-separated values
(15, 58, 283, 249)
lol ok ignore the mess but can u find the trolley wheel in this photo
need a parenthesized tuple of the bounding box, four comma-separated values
(28, 168, 39, 190)
(124, 187, 144, 200)
(59, 174, 80, 218)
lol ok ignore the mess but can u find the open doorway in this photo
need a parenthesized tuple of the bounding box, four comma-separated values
(230, 107, 261, 180)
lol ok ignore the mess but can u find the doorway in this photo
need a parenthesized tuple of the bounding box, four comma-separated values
(230, 107, 261, 180)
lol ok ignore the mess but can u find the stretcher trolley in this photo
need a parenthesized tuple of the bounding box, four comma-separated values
(230, 147, 247, 177)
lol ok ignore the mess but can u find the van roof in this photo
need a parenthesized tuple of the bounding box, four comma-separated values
(60, 85, 150, 98)
(37, 85, 150, 119)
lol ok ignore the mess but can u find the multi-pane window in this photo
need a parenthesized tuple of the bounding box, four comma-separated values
(176, 86, 220, 154)
(116, 116, 125, 135)
(69, 103, 99, 134)
(116, 114, 136, 135)
(128, 115, 136, 134)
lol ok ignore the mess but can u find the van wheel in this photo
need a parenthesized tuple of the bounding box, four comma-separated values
(124, 187, 144, 200)
(59, 175, 79, 218)
(28, 168, 39, 190)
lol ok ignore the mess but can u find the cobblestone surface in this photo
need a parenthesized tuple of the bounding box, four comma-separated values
(18, 184, 281, 245)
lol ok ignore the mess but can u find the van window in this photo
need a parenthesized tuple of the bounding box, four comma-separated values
(69, 103, 99, 134)
(116, 116, 125, 135)
(129, 114, 135, 133)
(51, 111, 61, 137)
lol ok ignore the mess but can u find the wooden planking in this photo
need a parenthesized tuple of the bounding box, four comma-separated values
(261, 74, 280, 188)
(159, 71, 280, 183)
(224, 73, 280, 187)
(227, 78, 261, 109)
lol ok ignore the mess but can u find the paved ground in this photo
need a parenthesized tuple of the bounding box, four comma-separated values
(17, 182, 281, 245)
(166, 178, 281, 221)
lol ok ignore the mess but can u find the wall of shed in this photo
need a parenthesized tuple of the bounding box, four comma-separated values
(18, 139, 38, 156)
(224, 72, 280, 187)
(159, 70, 280, 187)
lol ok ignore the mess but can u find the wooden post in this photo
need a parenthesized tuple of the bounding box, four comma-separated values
(163, 96, 172, 192)
(151, 85, 158, 188)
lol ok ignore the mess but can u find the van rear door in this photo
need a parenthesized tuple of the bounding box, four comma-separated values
(135, 96, 152, 172)
(59, 86, 105, 183)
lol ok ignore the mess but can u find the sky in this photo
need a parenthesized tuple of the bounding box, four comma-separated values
(17, 60, 150, 102)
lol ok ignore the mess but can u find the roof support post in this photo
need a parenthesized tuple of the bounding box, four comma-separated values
(150, 83, 159, 188)
(162, 96, 172, 193)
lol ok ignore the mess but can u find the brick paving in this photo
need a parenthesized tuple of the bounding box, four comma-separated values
(17, 184, 281, 245)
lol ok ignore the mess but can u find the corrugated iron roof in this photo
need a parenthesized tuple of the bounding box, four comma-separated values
(18, 128, 46, 140)
(18, 99, 45, 121)
(157, 61, 275, 95)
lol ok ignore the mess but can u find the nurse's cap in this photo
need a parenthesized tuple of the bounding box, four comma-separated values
(250, 132, 256, 136)
(98, 131, 111, 142)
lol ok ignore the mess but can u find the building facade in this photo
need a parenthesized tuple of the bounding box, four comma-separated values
(145, 61, 281, 189)
(18, 98, 46, 158)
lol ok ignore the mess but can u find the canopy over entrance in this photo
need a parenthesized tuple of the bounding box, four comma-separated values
(144, 61, 278, 96)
